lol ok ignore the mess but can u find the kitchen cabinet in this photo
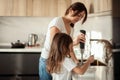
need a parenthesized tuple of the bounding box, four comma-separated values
(0, 0, 27, 16)
(113, 50, 120, 80)
(0, 0, 71, 16)
(71, 0, 112, 14)
(11, 0, 27, 16)
(112, 0, 120, 79)
(57, 0, 71, 16)
(28, 0, 71, 17)
(95, 0, 112, 13)
(26, 0, 33, 16)
(0, 0, 11, 16)
(0, 0, 112, 16)
(0, 52, 40, 80)
(32, 0, 58, 17)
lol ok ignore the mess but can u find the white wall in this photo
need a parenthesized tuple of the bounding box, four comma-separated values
(0, 17, 53, 43)
(0, 13, 112, 46)
(74, 13, 112, 40)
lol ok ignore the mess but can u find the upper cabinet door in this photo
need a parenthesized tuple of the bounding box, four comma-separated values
(0, 0, 112, 16)
(27, 0, 71, 17)
(0, 0, 72, 16)
(26, 0, 33, 16)
(0, 0, 71, 16)
(32, 0, 58, 17)
(58, 0, 71, 16)
(71, 0, 112, 14)
(0, 0, 27, 16)
(0, 0, 11, 16)
(11, 0, 27, 16)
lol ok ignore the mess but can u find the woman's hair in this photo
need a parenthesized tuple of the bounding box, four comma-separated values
(65, 2, 87, 24)
(46, 33, 73, 73)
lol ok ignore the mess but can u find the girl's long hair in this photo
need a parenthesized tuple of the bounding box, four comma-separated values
(65, 2, 87, 24)
(46, 33, 73, 73)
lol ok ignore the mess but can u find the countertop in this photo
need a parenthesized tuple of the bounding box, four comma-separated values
(0, 43, 42, 52)
(72, 66, 113, 80)
(0, 47, 42, 52)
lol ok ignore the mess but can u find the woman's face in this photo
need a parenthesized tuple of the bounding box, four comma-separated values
(69, 10, 85, 24)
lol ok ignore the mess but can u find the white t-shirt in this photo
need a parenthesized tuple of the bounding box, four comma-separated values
(41, 17, 74, 59)
(52, 57, 77, 80)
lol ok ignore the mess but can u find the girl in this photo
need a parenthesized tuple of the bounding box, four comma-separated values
(39, 2, 88, 80)
(47, 33, 94, 80)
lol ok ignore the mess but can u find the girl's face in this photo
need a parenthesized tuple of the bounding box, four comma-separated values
(69, 10, 85, 24)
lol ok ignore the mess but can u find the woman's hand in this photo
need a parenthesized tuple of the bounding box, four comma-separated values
(73, 33, 86, 46)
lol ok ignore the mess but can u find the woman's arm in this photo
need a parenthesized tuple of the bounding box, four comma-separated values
(73, 33, 86, 46)
(50, 26, 60, 43)
(71, 33, 86, 63)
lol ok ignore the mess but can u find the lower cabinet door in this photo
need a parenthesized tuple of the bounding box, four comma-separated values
(0, 76, 39, 80)
(0, 52, 41, 80)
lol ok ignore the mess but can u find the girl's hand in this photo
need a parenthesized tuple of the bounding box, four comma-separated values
(88, 55, 94, 63)
(73, 33, 86, 46)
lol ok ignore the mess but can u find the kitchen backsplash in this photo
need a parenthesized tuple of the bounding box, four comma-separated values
(0, 14, 112, 43)
(73, 12, 112, 40)
(0, 17, 54, 46)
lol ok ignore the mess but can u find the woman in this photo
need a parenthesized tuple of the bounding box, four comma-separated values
(46, 33, 94, 80)
(39, 2, 88, 80)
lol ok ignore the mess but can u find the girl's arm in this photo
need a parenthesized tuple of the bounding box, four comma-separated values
(72, 55, 94, 75)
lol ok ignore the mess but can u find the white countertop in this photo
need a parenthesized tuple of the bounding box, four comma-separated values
(0, 43, 42, 52)
(0, 47, 42, 52)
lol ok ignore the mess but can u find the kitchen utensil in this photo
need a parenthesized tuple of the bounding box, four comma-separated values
(11, 40, 25, 48)
(28, 33, 38, 46)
